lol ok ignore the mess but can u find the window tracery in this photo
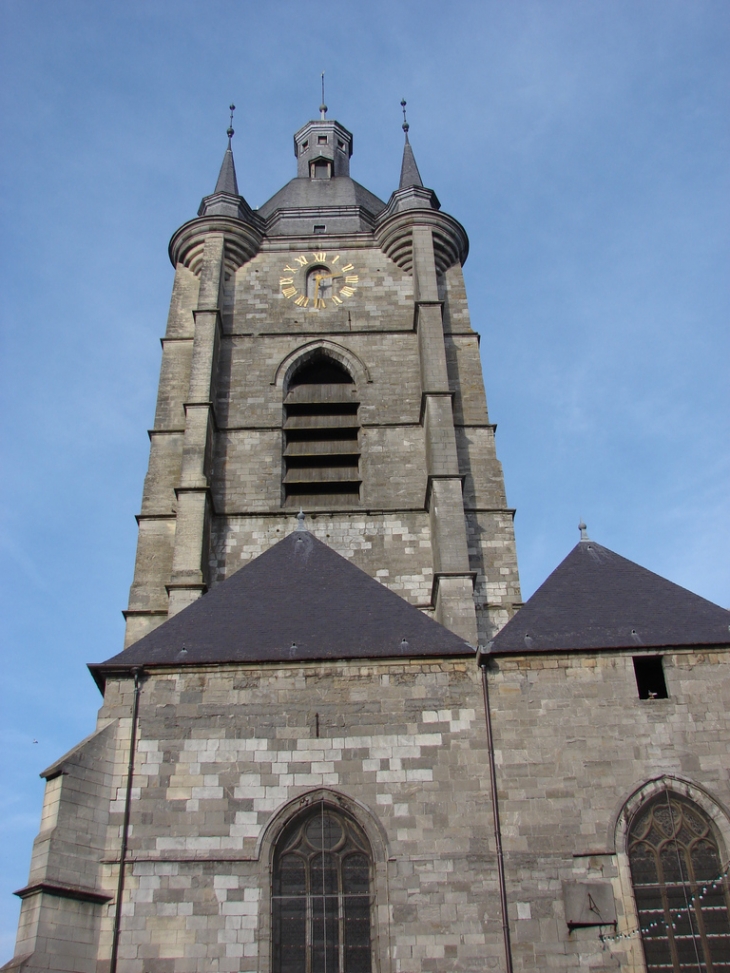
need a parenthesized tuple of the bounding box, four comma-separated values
(628, 792, 730, 971)
(272, 805, 373, 973)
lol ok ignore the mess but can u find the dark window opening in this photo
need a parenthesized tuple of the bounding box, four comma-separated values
(628, 793, 730, 972)
(284, 356, 360, 507)
(337, 140, 345, 151)
(318, 135, 328, 145)
(633, 656, 668, 700)
(291, 360, 354, 387)
(272, 805, 373, 973)
(314, 224, 326, 234)
(301, 140, 309, 153)
(311, 160, 331, 179)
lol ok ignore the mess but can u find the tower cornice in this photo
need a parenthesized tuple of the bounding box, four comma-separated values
(375, 207, 469, 273)
(168, 214, 264, 275)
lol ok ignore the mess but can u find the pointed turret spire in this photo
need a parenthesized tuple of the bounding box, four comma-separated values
(196, 104, 258, 223)
(214, 104, 239, 195)
(399, 99, 423, 189)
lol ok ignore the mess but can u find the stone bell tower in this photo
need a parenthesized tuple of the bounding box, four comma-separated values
(124, 108, 521, 649)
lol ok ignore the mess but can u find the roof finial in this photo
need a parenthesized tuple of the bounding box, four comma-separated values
(227, 104, 235, 143)
(401, 98, 410, 141)
(579, 519, 589, 541)
(319, 72, 327, 120)
(296, 508, 306, 532)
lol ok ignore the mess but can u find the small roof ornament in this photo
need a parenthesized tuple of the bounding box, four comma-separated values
(213, 105, 240, 196)
(579, 520, 589, 541)
(319, 72, 327, 120)
(296, 508, 306, 532)
(401, 98, 410, 139)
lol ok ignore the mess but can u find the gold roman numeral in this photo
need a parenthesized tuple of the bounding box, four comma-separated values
(295, 255, 309, 267)
(345, 275, 359, 284)
(332, 294, 343, 304)
(280, 277, 294, 285)
(282, 287, 297, 299)
(283, 265, 297, 274)
(294, 295, 310, 307)
(331, 255, 340, 264)
(314, 298, 326, 309)
(312, 252, 327, 262)
(341, 263, 354, 272)
(340, 286, 355, 298)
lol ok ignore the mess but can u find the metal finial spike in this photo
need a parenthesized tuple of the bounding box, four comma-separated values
(296, 508, 306, 531)
(401, 98, 409, 136)
(227, 103, 235, 140)
(579, 520, 589, 541)
(320, 72, 327, 119)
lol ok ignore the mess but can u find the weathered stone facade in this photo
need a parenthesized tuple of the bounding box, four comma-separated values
(486, 647, 730, 971)
(124, 115, 520, 650)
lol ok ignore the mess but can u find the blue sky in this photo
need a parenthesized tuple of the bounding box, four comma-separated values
(0, 0, 728, 953)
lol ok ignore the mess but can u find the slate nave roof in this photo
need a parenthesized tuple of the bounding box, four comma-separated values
(92, 530, 472, 683)
(489, 538, 730, 656)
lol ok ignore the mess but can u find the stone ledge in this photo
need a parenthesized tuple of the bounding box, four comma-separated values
(14, 881, 112, 905)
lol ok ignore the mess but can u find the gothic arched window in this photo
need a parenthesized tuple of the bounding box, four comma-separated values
(272, 805, 372, 973)
(628, 792, 730, 971)
(283, 356, 361, 507)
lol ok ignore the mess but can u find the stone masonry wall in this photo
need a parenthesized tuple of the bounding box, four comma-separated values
(126, 237, 520, 647)
(89, 659, 507, 973)
(486, 645, 730, 972)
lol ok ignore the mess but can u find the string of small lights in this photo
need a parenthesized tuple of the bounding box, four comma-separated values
(598, 860, 730, 947)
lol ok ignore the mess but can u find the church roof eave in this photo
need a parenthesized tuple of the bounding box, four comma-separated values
(90, 531, 474, 691)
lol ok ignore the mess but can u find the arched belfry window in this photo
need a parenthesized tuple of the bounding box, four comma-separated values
(283, 356, 361, 506)
(272, 804, 373, 973)
(628, 792, 730, 971)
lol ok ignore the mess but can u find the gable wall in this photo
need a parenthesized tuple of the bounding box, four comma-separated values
(486, 645, 730, 971)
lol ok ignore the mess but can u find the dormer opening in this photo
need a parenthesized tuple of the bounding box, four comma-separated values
(317, 135, 328, 145)
(310, 159, 332, 180)
(283, 355, 361, 507)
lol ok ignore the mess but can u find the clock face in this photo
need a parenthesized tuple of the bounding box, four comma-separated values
(279, 252, 359, 309)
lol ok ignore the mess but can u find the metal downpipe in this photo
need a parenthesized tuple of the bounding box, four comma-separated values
(479, 654, 514, 973)
(109, 666, 143, 973)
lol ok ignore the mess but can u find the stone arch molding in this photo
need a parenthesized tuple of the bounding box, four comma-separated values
(611, 774, 730, 859)
(255, 787, 389, 866)
(272, 340, 373, 390)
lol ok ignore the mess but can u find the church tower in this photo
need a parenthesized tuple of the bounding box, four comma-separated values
(7, 107, 730, 973)
(125, 107, 521, 649)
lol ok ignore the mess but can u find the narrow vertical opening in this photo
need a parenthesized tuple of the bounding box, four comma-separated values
(283, 356, 361, 507)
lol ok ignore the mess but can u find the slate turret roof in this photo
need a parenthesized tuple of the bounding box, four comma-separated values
(214, 139, 239, 195)
(91, 531, 472, 686)
(399, 135, 423, 190)
(488, 538, 730, 656)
